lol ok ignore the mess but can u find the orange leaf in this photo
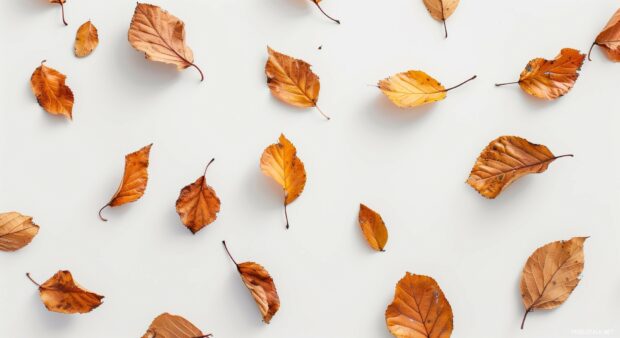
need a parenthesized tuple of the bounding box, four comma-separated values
(422, 0, 460, 38)
(358, 204, 388, 251)
(520, 237, 587, 329)
(265, 47, 329, 119)
(496, 48, 585, 100)
(27, 271, 103, 314)
(48, 0, 68, 26)
(142, 313, 211, 338)
(0, 212, 39, 252)
(128, 3, 204, 81)
(175, 159, 221, 234)
(30, 61, 74, 120)
(223, 241, 280, 324)
(74, 20, 99, 57)
(99, 144, 152, 221)
(310, 0, 340, 24)
(385, 272, 453, 338)
(589, 9, 620, 61)
(260, 134, 307, 229)
(467, 136, 572, 199)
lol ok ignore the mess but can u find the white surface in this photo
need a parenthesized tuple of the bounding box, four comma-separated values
(1, 0, 619, 337)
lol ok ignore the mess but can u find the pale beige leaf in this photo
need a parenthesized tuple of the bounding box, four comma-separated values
(0, 212, 39, 252)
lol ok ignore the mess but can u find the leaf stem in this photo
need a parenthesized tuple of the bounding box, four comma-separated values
(203, 158, 215, 177)
(553, 154, 574, 160)
(193, 335, 213, 338)
(521, 307, 532, 329)
(58, 1, 68, 26)
(26, 273, 41, 287)
(190, 63, 205, 82)
(315, 104, 331, 120)
(98, 204, 109, 222)
(222, 240, 239, 267)
(284, 196, 290, 230)
(587, 42, 597, 61)
(313, 1, 340, 24)
(440, 0, 447, 38)
(495, 81, 520, 87)
(443, 75, 476, 92)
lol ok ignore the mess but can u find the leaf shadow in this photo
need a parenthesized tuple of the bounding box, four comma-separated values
(258, 0, 308, 18)
(465, 177, 535, 219)
(8, 0, 50, 15)
(361, 94, 435, 129)
(30, 292, 75, 330)
(238, 166, 284, 224)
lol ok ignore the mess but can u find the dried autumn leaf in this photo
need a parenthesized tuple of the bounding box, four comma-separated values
(175, 158, 221, 234)
(265, 47, 329, 119)
(223, 241, 280, 324)
(467, 136, 572, 199)
(310, 0, 340, 24)
(495, 48, 585, 100)
(141, 313, 211, 338)
(422, 0, 460, 38)
(520, 237, 588, 329)
(588, 9, 620, 61)
(26, 271, 103, 314)
(99, 144, 152, 221)
(378, 70, 476, 108)
(385, 272, 453, 338)
(49, 0, 68, 26)
(30, 60, 74, 120)
(74, 20, 99, 57)
(128, 3, 204, 81)
(358, 204, 388, 251)
(0, 212, 39, 252)
(260, 134, 307, 229)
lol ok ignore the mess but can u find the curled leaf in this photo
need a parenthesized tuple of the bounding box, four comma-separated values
(378, 70, 476, 108)
(30, 61, 74, 120)
(99, 144, 152, 221)
(467, 136, 572, 199)
(223, 241, 280, 324)
(589, 9, 620, 61)
(422, 0, 460, 38)
(49, 0, 68, 26)
(142, 313, 211, 338)
(520, 237, 588, 329)
(358, 204, 388, 251)
(128, 3, 204, 81)
(27, 271, 103, 314)
(74, 20, 99, 57)
(175, 159, 221, 234)
(265, 47, 328, 119)
(310, 0, 340, 24)
(0, 212, 40, 252)
(495, 48, 585, 100)
(260, 134, 307, 229)
(385, 272, 453, 338)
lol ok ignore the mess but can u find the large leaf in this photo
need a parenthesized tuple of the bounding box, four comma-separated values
(589, 9, 620, 61)
(30, 61, 74, 120)
(27, 271, 104, 314)
(0, 212, 40, 252)
(141, 313, 211, 338)
(175, 159, 221, 234)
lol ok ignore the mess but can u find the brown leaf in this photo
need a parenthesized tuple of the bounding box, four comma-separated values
(0, 212, 40, 252)
(265, 47, 329, 119)
(358, 204, 388, 251)
(495, 48, 585, 100)
(99, 144, 153, 221)
(385, 272, 453, 338)
(141, 313, 211, 338)
(589, 9, 620, 61)
(260, 134, 307, 229)
(422, 0, 460, 38)
(30, 61, 74, 120)
(128, 3, 204, 81)
(74, 20, 99, 57)
(49, 0, 68, 26)
(310, 0, 340, 24)
(175, 158, 221, 234)
(467, 136, 572, 199)
(520, 237, 588, 329)
(27, 271, 103, 314)
(223, 241, 280, 324)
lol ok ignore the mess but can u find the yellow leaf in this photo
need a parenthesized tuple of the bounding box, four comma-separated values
(74, 20, 99, 57)
(422, 0, 460, 37)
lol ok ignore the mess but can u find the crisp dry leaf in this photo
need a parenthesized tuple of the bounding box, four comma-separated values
(265, 47, 329, 119)
(74, 20, 99, 57)
(589, 9, 620, 61)
(99, 144, 153, 221)
(27, 271, 103, 314)
(378, 70, 476, 108)
(358, 204, 388, 251)
(260, 134, 307, 229)
(223, 241, 280, 324)
(495, 48, 585, 100)
(142, 313, 211, 338)
(0, 212, 39, 252)
(310, 0, 340, 24)
(30, 61, 74, 120)
(49, 0, 68, 26)
(175, 158, 221, 234)
(520, 237, 588, 329)
(128, 3, 204, 81)
(467, 136, 572, 199)
(385, 272, 453, 338)
(422, 0, 460, 38)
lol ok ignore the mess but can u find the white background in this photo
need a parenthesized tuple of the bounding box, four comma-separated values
(1, 0, 619, 337)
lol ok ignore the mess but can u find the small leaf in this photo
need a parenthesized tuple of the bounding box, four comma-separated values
(0, 212, 39, 252)
(74, 20, 99, 57)
(223, 241, 280, 324)
(520, 237, 588, 329)
(99, 144, 152, 221)
(358, 204, 388, 251)
(27, 271, 104, 314)
(175, 159, 221, 234)
(48, 0, 68, 26)
(310, 0, 340, 24)
(422, 0, 460, 38)
(385, 272, 453, 338)
(589, 9, 620, 61)
(30, 61, 74, 120)
(141, 313, 211, 338)
(467, 136, 572, 199)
